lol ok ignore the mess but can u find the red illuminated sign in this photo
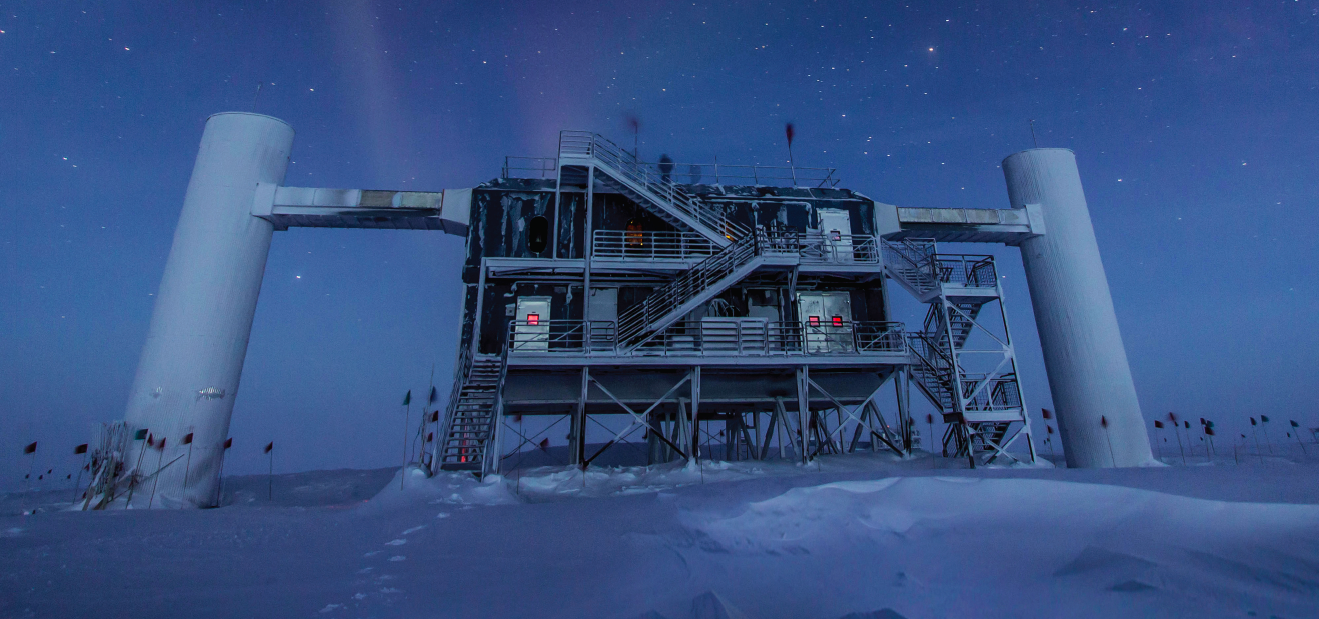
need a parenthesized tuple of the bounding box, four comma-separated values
(832, 316, 843, 326)
(527, 313, 540, 326)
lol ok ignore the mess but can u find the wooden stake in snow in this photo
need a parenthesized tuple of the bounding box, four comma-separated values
(927, 414, 935, 468)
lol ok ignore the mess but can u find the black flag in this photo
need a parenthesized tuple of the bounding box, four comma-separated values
(23, 442, 36, 454)
(264, 442, 273, 454)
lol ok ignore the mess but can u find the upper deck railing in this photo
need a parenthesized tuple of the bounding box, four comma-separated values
(507, 318, 905, 358)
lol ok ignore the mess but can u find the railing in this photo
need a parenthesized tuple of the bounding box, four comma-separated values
(962, 373, 1023, 411)
(505, 318, 906, 357)
(631, 161, 840, 189)
(798, 233, 881, 264)
(615, 230, 762, 345)
(507, 320, 617, 354)
(934, 254, 997, 287)
(502, 156, 558, 179)
(592, 230, 717, 261)
(559, 131, 752, 241)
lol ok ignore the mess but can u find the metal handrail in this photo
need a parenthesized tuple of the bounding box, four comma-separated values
(798, 233, 881, 264)
(502, 156, 558, 179)
(615, 229, 763, 345)
(559, 130, 752, 241)
(591, 230, 717, 261)
(505, 318, 906, 357)
(631, 160, 840, 189)
(934, 254, 998, 287)
(507, 319, 617, 353)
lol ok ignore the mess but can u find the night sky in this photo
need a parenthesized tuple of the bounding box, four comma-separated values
(4, 1, 1318, 488)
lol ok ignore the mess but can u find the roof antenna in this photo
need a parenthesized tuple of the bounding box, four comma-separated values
(1029, 119, 1038, 148)
(252, 82, 263, 112)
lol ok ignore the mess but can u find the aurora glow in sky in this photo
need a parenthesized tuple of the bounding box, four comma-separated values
(3, 1, 1318, 485)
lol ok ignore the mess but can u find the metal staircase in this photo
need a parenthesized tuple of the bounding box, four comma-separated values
(882, 238, 1035, 467)
(558, 130, 751, 246)
(437, 349, 509, 475)
(615, 228, 797, 351)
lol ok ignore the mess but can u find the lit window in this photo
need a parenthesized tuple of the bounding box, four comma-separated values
(808, 316, 820, 326)
(527, 313, 540, 326)
(832, 316, 844, 326)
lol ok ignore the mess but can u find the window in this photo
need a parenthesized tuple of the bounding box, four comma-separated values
(625, 218, 644, 249)
(527, 313, 540, 326)
(808, 316, 820, 326)
(832, 316, 844, 326)
(527, 216, 549, 254)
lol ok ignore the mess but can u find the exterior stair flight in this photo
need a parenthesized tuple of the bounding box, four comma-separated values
(558, 131, 750, 246)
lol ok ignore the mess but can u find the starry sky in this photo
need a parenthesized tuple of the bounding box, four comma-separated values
(3, 1, 1319, 488)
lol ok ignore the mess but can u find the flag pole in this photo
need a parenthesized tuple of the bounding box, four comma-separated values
(216, 438, 232, 507)
(148, 438, 167, 509)
(71, 446, 89, 504)
(181, 432, 194, 489)
(401, 390, 412, 490)
(1101, 416, 1116, 466)
(785, 123, 798, 187)
(266, 442, 274, 501)
(1169, 414, 1185, 464)
(1260, 416, 1274, 454)
(1292, 420, 1308, 457)
(926, 414, 934, 469)
(1250, 417, 1263, 463)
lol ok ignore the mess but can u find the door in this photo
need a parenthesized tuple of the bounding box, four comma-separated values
(797, 291, 855, 353)
(817, 208, 853, 263)
(512, 296, 552, 352)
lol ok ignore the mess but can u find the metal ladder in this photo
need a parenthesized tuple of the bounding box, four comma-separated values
(558, 130, 751, 246)
(437, 351, 509, 474)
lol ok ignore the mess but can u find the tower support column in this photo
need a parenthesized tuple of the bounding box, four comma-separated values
(1002, 148, 1153, 468)
(124, 112, 294, 506)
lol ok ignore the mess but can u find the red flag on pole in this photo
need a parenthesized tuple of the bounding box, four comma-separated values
(1046, 426, 1054, 435)
(74, 443, 88, 454)
(785, 122, 795, 147)
(1042, 408, 1052, 420)
(1168, 412, 1177, 423)
(182, 433, 194, 445)
(538, 438, 550, 451)
(223, 438, 233, 449)
(430, 411, 439, 423)
(23, 442, 37, 454)
(1101, 416, 1109, 428)
(1154, 420, 1164, 429)
(147, 434, 154, 447)
(263, 442, 273, 454)
(926, 414, 933, 424)
(156, 437, 167, 451)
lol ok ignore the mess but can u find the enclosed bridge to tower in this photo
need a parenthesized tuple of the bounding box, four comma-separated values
(434, 131, 1038, 475)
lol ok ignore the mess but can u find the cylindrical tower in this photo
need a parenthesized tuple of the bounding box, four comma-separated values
(1002, 149, 1153, 468)
(123, 113, 293, 506)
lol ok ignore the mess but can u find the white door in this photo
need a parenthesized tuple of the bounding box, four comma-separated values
(797, 291, 855, 353)
(513, 296, 551, 352)
(817, 208, 853, 263)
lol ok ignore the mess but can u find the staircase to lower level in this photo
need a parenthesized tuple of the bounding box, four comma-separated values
(559, 131, 750, 246)
(438, 355, 507, 473)
(616, 228, 795, 350)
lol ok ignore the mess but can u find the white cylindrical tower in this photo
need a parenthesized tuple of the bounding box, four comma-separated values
(1003, 149, 1153, 468)
(123, 113, 293, 506)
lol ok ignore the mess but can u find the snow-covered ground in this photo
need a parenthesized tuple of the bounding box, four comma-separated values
(3, 450, 1318, 618)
